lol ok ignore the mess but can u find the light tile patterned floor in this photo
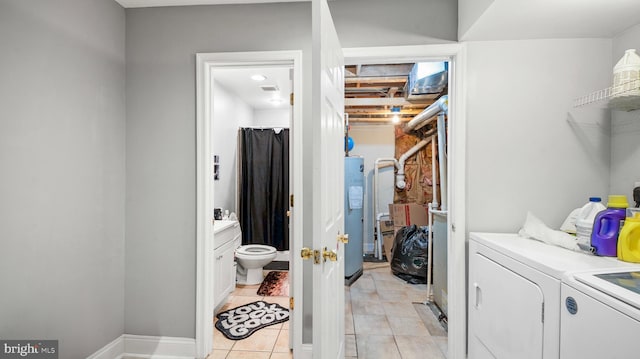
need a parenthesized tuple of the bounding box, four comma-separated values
(346, 262, 448, 359)
(208, 282, 291, 359)
(208, 263, 447, 358)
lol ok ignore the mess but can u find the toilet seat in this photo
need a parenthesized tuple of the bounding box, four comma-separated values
(236, 244, 276, 256)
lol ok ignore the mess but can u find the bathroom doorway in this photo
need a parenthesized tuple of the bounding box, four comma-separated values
(195, 51, 303, 358)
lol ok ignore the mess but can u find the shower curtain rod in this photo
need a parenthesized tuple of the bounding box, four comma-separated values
(241, 126, 289, 130)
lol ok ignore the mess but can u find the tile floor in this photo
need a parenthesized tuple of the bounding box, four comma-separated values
(209, 283, 292, 359)
(346, 262, 448, 359)
(209, 263, 448, 359)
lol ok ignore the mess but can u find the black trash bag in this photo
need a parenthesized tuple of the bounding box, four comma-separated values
(390, 225, 429, 284)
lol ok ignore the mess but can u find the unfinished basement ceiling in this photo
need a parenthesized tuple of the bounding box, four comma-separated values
(345, 62, 447, 124)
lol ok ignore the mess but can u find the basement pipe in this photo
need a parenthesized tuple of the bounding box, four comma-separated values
(376, 212, 390, 261)
(395, 139, 429, 190)
(431, 135, 438, 210)
(404, 95, 449, 134)
(374, 158, 397, 259)
(426, 202, 434, 302)
(437, 113, 448, 211)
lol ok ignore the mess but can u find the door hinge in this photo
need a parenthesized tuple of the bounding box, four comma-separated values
(290, 93, 294, 106)
(290, 297, 294, 310)
(290, 194, 294, 207)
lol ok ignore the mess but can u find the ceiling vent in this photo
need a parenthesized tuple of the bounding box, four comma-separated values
(260, 84, 280, 92)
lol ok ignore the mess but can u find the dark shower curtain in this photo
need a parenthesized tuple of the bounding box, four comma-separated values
(239, 128, 289, 251)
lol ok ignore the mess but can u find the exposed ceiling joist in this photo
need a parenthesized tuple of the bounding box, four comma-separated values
(347, 108, 423, 115)
(345, 76, 407, 84)
(345, 98, 431, 107)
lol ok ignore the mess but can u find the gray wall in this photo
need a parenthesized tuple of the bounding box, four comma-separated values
(466, 38, 613, 232)
(0, 0, 126, 358)
(124, 0, 458, 341)
(329, 0, 458, 47)
(610, 23, 640, 197)
(124, 3, 312, 338)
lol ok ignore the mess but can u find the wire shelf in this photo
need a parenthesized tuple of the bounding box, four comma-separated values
(573, 79, 640, 111)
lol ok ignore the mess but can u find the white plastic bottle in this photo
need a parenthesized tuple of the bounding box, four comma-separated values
(612, 49, 640, 98)
(576, 197, 606, 252)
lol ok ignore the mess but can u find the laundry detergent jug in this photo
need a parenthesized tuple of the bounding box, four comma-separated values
(618, 213, 640, 263)
(576, 197, 606, 252)
(591, 195, 629, 256)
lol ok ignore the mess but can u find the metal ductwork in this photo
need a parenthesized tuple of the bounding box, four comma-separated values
(406, 70, 448, 99)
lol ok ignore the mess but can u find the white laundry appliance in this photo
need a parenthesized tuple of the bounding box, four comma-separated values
(560, 268, 640, 359)
(468, 232, 638, 359)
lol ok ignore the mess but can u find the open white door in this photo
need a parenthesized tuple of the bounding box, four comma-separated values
(310, 0, 345, 358)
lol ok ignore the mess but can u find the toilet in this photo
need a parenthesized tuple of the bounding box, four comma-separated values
(235, 244, 277, 285)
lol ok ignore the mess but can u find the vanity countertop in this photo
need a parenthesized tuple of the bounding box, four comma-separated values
(213, 219, 238, 234)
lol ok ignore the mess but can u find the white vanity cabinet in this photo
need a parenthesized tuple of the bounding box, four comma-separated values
(213, 220, 241, 311)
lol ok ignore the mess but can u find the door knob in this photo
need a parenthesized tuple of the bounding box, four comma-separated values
(301, 247, 321, 264)
(301, 247, 313, 260)
(322, 247, 337, 262)
(337, 233, 349, 243)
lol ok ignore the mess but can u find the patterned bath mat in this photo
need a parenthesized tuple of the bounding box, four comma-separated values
(257, 271, 289, 297)
(215, 300, 289, 340)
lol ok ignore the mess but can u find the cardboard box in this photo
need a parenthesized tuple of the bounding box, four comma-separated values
(383, 231, 395, 261)
(388, 203, 429, 227)
(379, 219, 394, 234)
(378, 219, 395, 261)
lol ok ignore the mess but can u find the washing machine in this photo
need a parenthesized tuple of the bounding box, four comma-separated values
(468, 233, 639, 359)
(560, 268, 640, 359)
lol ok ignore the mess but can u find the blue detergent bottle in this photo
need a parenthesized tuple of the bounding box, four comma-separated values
(590, 195, 629, 256)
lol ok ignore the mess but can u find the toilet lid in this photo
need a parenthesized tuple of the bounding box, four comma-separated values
(238, 245, 276, 255)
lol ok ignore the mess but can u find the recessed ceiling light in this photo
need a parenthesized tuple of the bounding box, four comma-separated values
(251, 74, 267, 81)
(269, 98, 284, 105)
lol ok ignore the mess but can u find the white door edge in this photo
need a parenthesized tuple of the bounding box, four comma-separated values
(343, 43, 468, 359)
(195, 50, 304, 359)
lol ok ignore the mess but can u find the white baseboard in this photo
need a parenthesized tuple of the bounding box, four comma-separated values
(86, 335, 124, 359)
(299, 344, 313, 359)
(87, 335, 196, 359)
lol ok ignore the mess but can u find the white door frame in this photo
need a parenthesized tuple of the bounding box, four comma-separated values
(343, 43, 468, 359)
(195, 50, 303, 358)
